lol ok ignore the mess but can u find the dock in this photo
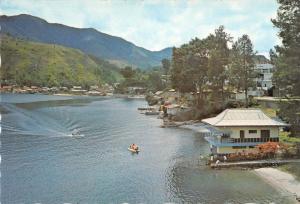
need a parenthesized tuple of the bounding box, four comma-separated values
(137, 107, 155, 111)
(210, 159, 300, 169)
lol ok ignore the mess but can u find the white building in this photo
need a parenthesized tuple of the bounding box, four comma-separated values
(254, 63, 274, 91)
(202, 109, 288, 155)
(232, 63, 274, 100)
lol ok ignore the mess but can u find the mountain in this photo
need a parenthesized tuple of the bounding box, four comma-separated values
(0, 14, 172, 69)
(253, 55, 270, 64)
(0, 34, 123, 87)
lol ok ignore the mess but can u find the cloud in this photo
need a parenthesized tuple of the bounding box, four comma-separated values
(0, 0, 279, 53)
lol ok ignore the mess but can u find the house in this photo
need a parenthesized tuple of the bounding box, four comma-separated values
(90, 85, 99, 91)
(70, 86, 87, 94)
(202, 109, 288, 156)
(127, 87, 146, 95)
(87, 91, 103, 96)
(254, 63, 274, 91)
(1, 85, 12, 92)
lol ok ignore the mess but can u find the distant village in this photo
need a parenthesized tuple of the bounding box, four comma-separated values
(0, 83, 143, 97)
(0, 58, 275, 98)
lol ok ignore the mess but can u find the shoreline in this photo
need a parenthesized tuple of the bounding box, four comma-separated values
(254, 167, 300, 202)
(1, 91, 145, 99)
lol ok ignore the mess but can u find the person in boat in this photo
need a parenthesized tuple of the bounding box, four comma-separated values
(130, 143, 138, 150)
(72, 128, 80, 136)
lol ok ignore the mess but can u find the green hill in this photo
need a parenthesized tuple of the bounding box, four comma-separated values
(0, 14, 172, 69)
(0, 35, 123, 88)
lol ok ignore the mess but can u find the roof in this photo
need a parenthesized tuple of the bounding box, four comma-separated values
(202, 109, 288, 127)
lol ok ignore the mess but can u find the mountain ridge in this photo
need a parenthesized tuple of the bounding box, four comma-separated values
(0, 14, 172, 68)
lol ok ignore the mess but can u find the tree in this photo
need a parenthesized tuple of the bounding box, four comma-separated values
(170, 26, 231, 107)
(271, 0, 300, 137)
(271, 0, 300, 96)
(161, 58, 171, 75)
(171, 45, 196, 93)
(228, 35, 255, 107)
(147, 71, 164, 91)
(120, 66, 136, 79)
(206, 26, 231, 103)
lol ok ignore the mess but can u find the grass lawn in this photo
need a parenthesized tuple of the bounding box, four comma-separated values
(255, 105, 300, 143)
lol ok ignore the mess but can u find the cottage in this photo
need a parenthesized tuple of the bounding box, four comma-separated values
(1, 85, 12, 92)
(127, 87, 146, 95)
(70, 86, 87, 94)
(202, 109, 288, 156)
(90, 85, 99, 91)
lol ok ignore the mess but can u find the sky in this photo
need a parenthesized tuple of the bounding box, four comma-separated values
(0, 0, 280, 57)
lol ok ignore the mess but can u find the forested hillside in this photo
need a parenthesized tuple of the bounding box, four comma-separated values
(0, 14, 172, 69)
(0, 35, 123, 88)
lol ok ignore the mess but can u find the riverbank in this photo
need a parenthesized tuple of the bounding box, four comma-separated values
(1, 90, 145, 99)
(210, 159, 300, 169)
(254, 168, 300, 202)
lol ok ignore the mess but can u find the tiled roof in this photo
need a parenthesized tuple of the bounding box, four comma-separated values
(202, 109, 288, 127)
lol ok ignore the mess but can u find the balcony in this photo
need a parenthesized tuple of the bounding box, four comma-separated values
(205, 136, 279, 147)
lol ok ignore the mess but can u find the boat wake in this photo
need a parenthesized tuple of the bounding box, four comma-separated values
(1, 103, 82, 138)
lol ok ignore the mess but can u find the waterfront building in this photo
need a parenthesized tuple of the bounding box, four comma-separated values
(202, 109, 287, 155)
(127, 86, 146, 95)
(70, 86, 87, 94)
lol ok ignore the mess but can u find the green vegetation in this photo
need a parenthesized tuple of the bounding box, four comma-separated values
(1, 35, 122, 88)
(271, 0, 300, 97)
(1, 34, 166, 93)
(161, 58, 170, 75)
(270, 0, 300, 137)
(254, 105, 278, 118)
(87, 55, 123, 84)
(115, 66, 165, 93)
(228, 35, 256, 107)
(279, 131, 300, 143)
(170, 26, 256, 116)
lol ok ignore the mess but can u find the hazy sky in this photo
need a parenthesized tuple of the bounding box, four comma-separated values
(1, 0, 279, 56)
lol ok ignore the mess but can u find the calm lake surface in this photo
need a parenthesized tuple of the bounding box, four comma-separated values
(0, 94, 295, 203)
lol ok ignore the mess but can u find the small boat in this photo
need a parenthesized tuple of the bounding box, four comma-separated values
(71, 129, 84, 138)
(138, 107, 155, 111)
(128, 147, 139, 153)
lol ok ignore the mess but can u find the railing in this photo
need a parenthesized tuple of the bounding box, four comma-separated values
(220, 137, 279, 144)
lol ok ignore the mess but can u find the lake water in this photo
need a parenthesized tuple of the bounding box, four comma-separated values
(0, 94, 295, 203)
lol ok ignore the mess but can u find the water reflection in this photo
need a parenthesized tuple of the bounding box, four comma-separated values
(15, 96, 108, 110)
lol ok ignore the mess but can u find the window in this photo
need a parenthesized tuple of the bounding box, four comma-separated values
(249, 130, 257, 134)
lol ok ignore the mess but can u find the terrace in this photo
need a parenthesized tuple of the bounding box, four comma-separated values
(205, 135, 279, 147)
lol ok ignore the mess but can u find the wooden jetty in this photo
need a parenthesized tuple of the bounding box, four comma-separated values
(137, 107, 155, 111)
(210, 159, 300, 169)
